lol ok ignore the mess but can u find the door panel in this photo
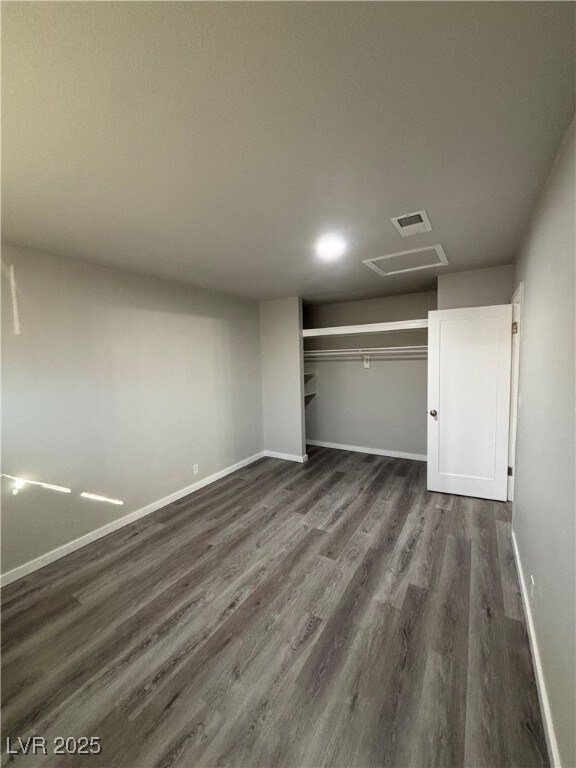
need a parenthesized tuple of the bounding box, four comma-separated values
(427, 305, 512, 501)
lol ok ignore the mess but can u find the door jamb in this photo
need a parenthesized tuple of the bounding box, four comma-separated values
(508, 283, 524, 501)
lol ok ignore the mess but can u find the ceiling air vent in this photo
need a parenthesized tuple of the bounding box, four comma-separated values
(363, 244, 448, 277)
(391, 209, 432, 236)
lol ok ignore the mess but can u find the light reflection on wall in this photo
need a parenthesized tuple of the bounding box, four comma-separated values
(80, 492, 124, 506)
(2, 474, 71, 495)
(1, 474, 123, 505)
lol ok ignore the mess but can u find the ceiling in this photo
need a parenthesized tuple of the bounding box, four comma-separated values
(2, 2, 574, 303)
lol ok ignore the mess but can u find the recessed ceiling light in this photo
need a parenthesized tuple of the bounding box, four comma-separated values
(315, 233, 347, 261)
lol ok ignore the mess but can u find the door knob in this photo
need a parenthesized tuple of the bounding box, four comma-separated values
(429, 409, 437, 417)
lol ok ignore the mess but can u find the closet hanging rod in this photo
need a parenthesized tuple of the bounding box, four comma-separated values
(304, 345, 428, 360)
(302, 318, 428, 338)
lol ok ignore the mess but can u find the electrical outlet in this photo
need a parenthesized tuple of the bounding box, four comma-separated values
(193, 464, 199, 476)
(530, 575, 535, 602)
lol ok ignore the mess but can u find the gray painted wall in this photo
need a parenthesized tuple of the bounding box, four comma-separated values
(437, 264, 515, 309)
(260, 298, 306, 460)
(305, 359, 428, 458)
(304, 292, 436, 457)
(1, 245, 264, 575)
(512, 119, 575, 767)
(305, 292, 438, 327)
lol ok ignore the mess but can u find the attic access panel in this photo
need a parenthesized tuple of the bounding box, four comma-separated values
(363, 244, 448, 276)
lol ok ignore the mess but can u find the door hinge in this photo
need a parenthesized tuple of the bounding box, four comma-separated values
(508, 466, 513, 477)
(512, 321, 518, 334)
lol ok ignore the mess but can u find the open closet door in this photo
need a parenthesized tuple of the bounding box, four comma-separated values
(427, 304, 512, 501)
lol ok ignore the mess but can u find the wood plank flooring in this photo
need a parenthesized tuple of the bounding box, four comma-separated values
(1, 447, 548, 767)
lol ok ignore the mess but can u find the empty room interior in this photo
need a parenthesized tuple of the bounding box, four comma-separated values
(1, 2, 575, 767)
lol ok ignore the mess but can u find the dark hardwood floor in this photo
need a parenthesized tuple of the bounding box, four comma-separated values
(1, 447, 548, 767)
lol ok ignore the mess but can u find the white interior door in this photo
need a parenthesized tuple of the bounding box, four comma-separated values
(427, 304, 513, 501)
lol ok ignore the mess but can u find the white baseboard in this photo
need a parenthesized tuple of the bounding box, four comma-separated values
(0, 451, 266, 589)
(264, 450, 308, 463)
(306, 439, 426, 462)
(511, 530, 560, 768)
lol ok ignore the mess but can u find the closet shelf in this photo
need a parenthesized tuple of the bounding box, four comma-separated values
(302, 318, 428, 338)
(304, 345, 427, 361)
(304, 371, 317, 379)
